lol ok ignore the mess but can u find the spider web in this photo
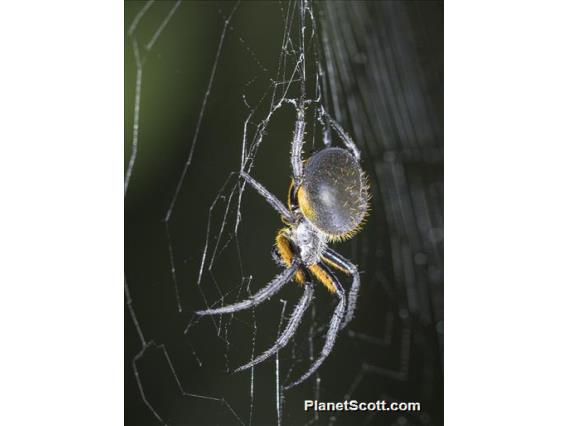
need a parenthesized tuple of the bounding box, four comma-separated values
(125, 1, 443, 425)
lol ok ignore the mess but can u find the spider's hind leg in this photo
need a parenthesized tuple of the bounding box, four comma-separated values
(320, 107, 361, 161)
(290, 104, 306, 187)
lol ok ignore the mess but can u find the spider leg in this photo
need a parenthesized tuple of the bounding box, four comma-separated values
(291, 104, 306, 187)
(284, 264, 346, 390)
(276, 228, 306, 284)
(323, 248, 360, 329)
(321, 107, 361, 161)
(234, 281, 314, 372)
(195, 261, 299, 316)
(240, 171, 294, 223)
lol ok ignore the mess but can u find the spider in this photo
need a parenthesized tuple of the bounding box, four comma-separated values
(196, 105, 369, 390)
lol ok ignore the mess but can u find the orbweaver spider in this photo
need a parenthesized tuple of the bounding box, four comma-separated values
(197, 105, 369, 390)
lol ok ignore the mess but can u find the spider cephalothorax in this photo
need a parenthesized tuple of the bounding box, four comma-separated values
(197, 107, 369, 390)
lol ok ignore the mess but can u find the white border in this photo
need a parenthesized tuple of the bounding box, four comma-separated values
(446, 1, 568, 424)
(0, 1, 123, 424)
(0, 1, 567, 424)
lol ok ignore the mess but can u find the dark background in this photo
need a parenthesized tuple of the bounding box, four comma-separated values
(125, 1, 443, 425)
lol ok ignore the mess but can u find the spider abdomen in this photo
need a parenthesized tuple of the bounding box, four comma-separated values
(298, 147, 369, 241)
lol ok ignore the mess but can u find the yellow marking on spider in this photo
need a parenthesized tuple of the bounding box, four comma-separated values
(275, 228, 306, 284)
(287, 180, 295, 211)
(322, 256, 349, 275)
(297, 185, 317, 222)
(308, 263, 337, 293)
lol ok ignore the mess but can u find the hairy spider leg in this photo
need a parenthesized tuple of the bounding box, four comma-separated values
(276, 228, 306, 284)
(290, 103, 306, 187)
(284, 263, 346, 390)
(240, 171, 294, 223)
(195, 262, 299, 316)
(307, 263, 337, 293)
(233, 282, 314, 373)
(322, 248, 360, 329)
(321, 250, 349, 274)
(321, 107, 361, 161)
